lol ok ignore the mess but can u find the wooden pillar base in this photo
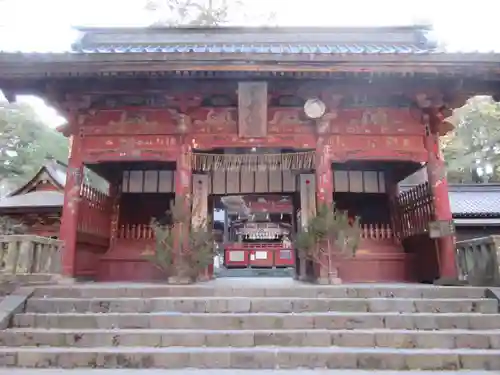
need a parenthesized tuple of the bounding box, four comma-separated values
(437, 236, 458, 279)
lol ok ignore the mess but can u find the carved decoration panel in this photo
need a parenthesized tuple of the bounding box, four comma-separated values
(79, 109, 179, 135)
(268, 108, 314, 134)
(191, 134, 316, 150)
(81, 135, 180, 163)
(327, 135, 427, 163)
(189, 108, 237, 134)
(326, 108, 423, 135)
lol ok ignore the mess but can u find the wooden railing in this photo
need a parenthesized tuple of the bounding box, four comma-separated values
(78, 185, 112, 239)
(0, 235, 62, 275)
(118, 224, 155, 240)
(118, 222, 397, 242)
(360, 223, 396, 241)
(395, 183, 433, 239)
(456, 236, 500, 286)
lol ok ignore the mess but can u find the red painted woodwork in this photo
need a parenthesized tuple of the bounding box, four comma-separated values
(268, 108, 314, 134)
(60, 134, 83, 277)
(51, 80, 454, 284)
(425, 130, 457, 278)
(335, 253, 416, 283)
(118, 224, 155, 240)
(190, 108, 237, 134)
(360, 223, 396, 241)
(78, 185, 112, 240)
(74, 243, 103, 279)
(404, 234, 440, 282)
(224, 243, 295, 268)
(191, 134, 317, 150)
(395, 183, 433, 239)
(242, 195, 294, 213)
(81, 135, 180, 163)
(328, 135, 427, 162)
(316, 140, 333, 204)
(98, 239, 165, 281)
(118, 194, 173, 228)
(175, 143, 192, 196)
(29, 182, 59, 192)
(327, 108, 424, 135)
(79, 109, 179, 134)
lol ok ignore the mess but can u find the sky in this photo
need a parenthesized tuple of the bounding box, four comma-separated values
(0, 0, 499, 52)
(1, 0, 500, 126)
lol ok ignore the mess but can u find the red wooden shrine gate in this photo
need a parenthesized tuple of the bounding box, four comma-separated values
(0, 25, 492, 282)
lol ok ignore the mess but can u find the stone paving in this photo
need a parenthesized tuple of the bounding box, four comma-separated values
(0, 369, 497, 374)
(1, 281, 499, 370)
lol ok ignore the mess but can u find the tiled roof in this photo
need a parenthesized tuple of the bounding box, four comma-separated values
(449, 184, 500, 217)
(71, 25, 436, 56)
(75, 43, 431, 55)
(6, 160, 67, 197)
(401, 183, 500, 217)
(0, 191, 64, 209)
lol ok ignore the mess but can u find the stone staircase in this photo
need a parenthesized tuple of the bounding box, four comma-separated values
(1, 282, 500, 370)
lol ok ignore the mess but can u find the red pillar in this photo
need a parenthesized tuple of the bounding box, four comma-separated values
(175, 143, 192, 198)
(174, 142, 201, 278)
(424, 114, 457, 279)
(174, 142, 192, 249)
(60, 133, 83, 277)
(315, 139, 335, 283)
(316, 140, 333, 205)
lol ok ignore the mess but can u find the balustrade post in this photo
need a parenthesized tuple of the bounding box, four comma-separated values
(424, 113, 457, 279)
(4, 240, 20, 274)
(60, 131, 83, 277)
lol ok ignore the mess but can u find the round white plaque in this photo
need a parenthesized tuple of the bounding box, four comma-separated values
(304, 98, 326, 119)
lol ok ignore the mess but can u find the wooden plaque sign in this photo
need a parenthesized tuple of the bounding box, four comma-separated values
(428, 220, 455, 239)
(238, 82, 268, 138)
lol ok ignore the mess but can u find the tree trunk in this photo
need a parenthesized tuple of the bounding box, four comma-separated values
(298, 255, 308, 281)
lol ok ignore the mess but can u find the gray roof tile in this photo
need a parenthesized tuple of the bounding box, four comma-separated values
(0, 191, 64, 209)
(401, 183, 500, 217)
(69, 26, 436, 56)
(75, 43, 429, 55)
(449, 185, 500, 217)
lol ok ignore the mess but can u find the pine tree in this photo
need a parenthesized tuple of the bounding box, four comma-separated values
(295, 202, 361, 284)
(143, 195, 215, 283)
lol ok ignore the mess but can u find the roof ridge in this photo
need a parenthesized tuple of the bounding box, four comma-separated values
(74, 25, 433, 33)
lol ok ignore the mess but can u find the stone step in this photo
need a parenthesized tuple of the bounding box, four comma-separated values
(215, 268, 296, 278)
(13, 312, 500, 330)
(0, 346, 499, 369)
(32, 285, 488, 299)
(2, 328, 500, 349)
(24, 297, 499, 314)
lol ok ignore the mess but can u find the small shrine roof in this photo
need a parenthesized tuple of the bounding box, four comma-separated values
(0, 160, 67, 212)
(0, 191, 64, 209)
(7, 159, 67, 197)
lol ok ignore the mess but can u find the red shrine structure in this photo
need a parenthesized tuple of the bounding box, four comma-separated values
(0, 160, 68, 237)
(1, 25, 499, 282)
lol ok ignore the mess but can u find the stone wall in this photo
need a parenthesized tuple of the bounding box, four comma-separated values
(0, 235, 62, 276)
(456, 235, 500, 286)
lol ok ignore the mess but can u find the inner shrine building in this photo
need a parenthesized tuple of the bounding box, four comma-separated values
(1, 25, 498, 282)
